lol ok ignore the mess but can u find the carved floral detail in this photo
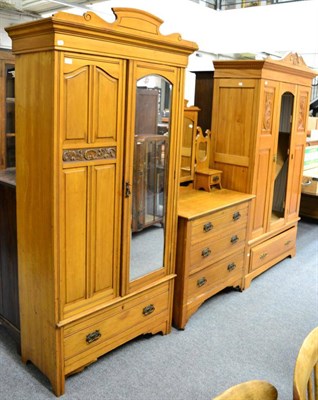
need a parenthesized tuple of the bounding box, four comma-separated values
(297, 95, 307, 131)
(262, 91, 273, 131)
(63, 147, 116, 162)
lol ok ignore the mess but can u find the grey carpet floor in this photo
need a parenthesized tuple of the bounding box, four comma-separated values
(0, 218, 317, 399)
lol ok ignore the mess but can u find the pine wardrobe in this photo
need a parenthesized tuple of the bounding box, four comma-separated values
(6, 9, 197, 396)
(210, 53, 317, 287)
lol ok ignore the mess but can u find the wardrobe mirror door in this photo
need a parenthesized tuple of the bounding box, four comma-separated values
(271, 91, 294, 222)
(129, 75, 172, 282)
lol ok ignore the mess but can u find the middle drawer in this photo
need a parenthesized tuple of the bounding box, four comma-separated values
(189, 226, 247, 273)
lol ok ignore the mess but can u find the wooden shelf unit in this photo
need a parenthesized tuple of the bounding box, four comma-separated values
(0, 50, 15, 170)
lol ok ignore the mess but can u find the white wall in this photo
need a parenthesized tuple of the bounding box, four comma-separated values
(0, 8, 39, 49)
(71, 0, 318, 103)
(76, 0, 318, 68)
(3, 0, 318, 102)
(4, 0, 318, 65)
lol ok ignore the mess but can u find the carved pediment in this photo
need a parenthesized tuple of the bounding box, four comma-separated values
(6, 7, 198, 57)
(271, 52, 307, 68)
(265, 52, 317, 78)
(52, 8, 191, 47)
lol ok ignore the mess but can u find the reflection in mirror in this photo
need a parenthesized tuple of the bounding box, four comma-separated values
(271, 92, 293, 222)
(195, 127, 210, 171)
(181, 117, 194, 178)
(130, 75, 172, 281)
(198, 141, 207, 162)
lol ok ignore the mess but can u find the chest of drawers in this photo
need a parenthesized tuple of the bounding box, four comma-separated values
(173, 188, 254, 329)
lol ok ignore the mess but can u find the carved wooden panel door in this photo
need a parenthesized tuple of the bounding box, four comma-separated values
(251, 79, 279, 239)
(285, 85, 311, 223)
(59, 54, 125, 319)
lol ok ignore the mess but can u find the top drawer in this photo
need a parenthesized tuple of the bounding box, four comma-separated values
(191, 202, 248, 245)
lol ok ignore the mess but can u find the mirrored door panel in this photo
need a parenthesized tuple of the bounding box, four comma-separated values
(130, 75, 172, 282)
(181, 116, 194, 180)
(271, 91, 294, 223)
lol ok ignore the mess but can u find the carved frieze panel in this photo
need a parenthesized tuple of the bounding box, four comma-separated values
(63, 147, 116, 162)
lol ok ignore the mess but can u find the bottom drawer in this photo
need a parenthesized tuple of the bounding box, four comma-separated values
(188, 251, 244, 302)
(64, 281, 170, 371)
(250, 227, 297, 272)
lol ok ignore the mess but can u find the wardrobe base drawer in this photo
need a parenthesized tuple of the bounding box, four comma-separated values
(64, 281, 170, 373)
(250, 227, 297, 272)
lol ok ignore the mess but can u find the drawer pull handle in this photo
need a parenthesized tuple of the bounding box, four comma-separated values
(143, 304, 155, 316)
(86, 330, 101, 344)
(227, 262, 236, 272)
(197, 277, 207, 287)
(285, 240, 291, 246)
(260, 252, 268, 260)
(230, 235, 239, 244)
(233, 211, 241, 221)
(201, 247, 211, 257)
(203, 222, 213, 232)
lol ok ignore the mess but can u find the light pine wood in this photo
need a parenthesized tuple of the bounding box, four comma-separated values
(6, 9, 197, 396)
(211, 53, 317, 286)
(173, 188, 253, 329)
(212, 380, 278, 400)
(293, 326, 318, 400)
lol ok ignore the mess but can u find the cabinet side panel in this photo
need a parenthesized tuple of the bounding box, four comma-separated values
(216, 87, 254, 158)
(212, 79, 258, 192)
(62, 167, 87, 304)
(15, 52, 61, 387)
(91, 164, 116, 295)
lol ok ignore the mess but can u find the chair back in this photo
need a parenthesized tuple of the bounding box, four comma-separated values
(293, 326, 318, 400)
(212, 379, 278, 400)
